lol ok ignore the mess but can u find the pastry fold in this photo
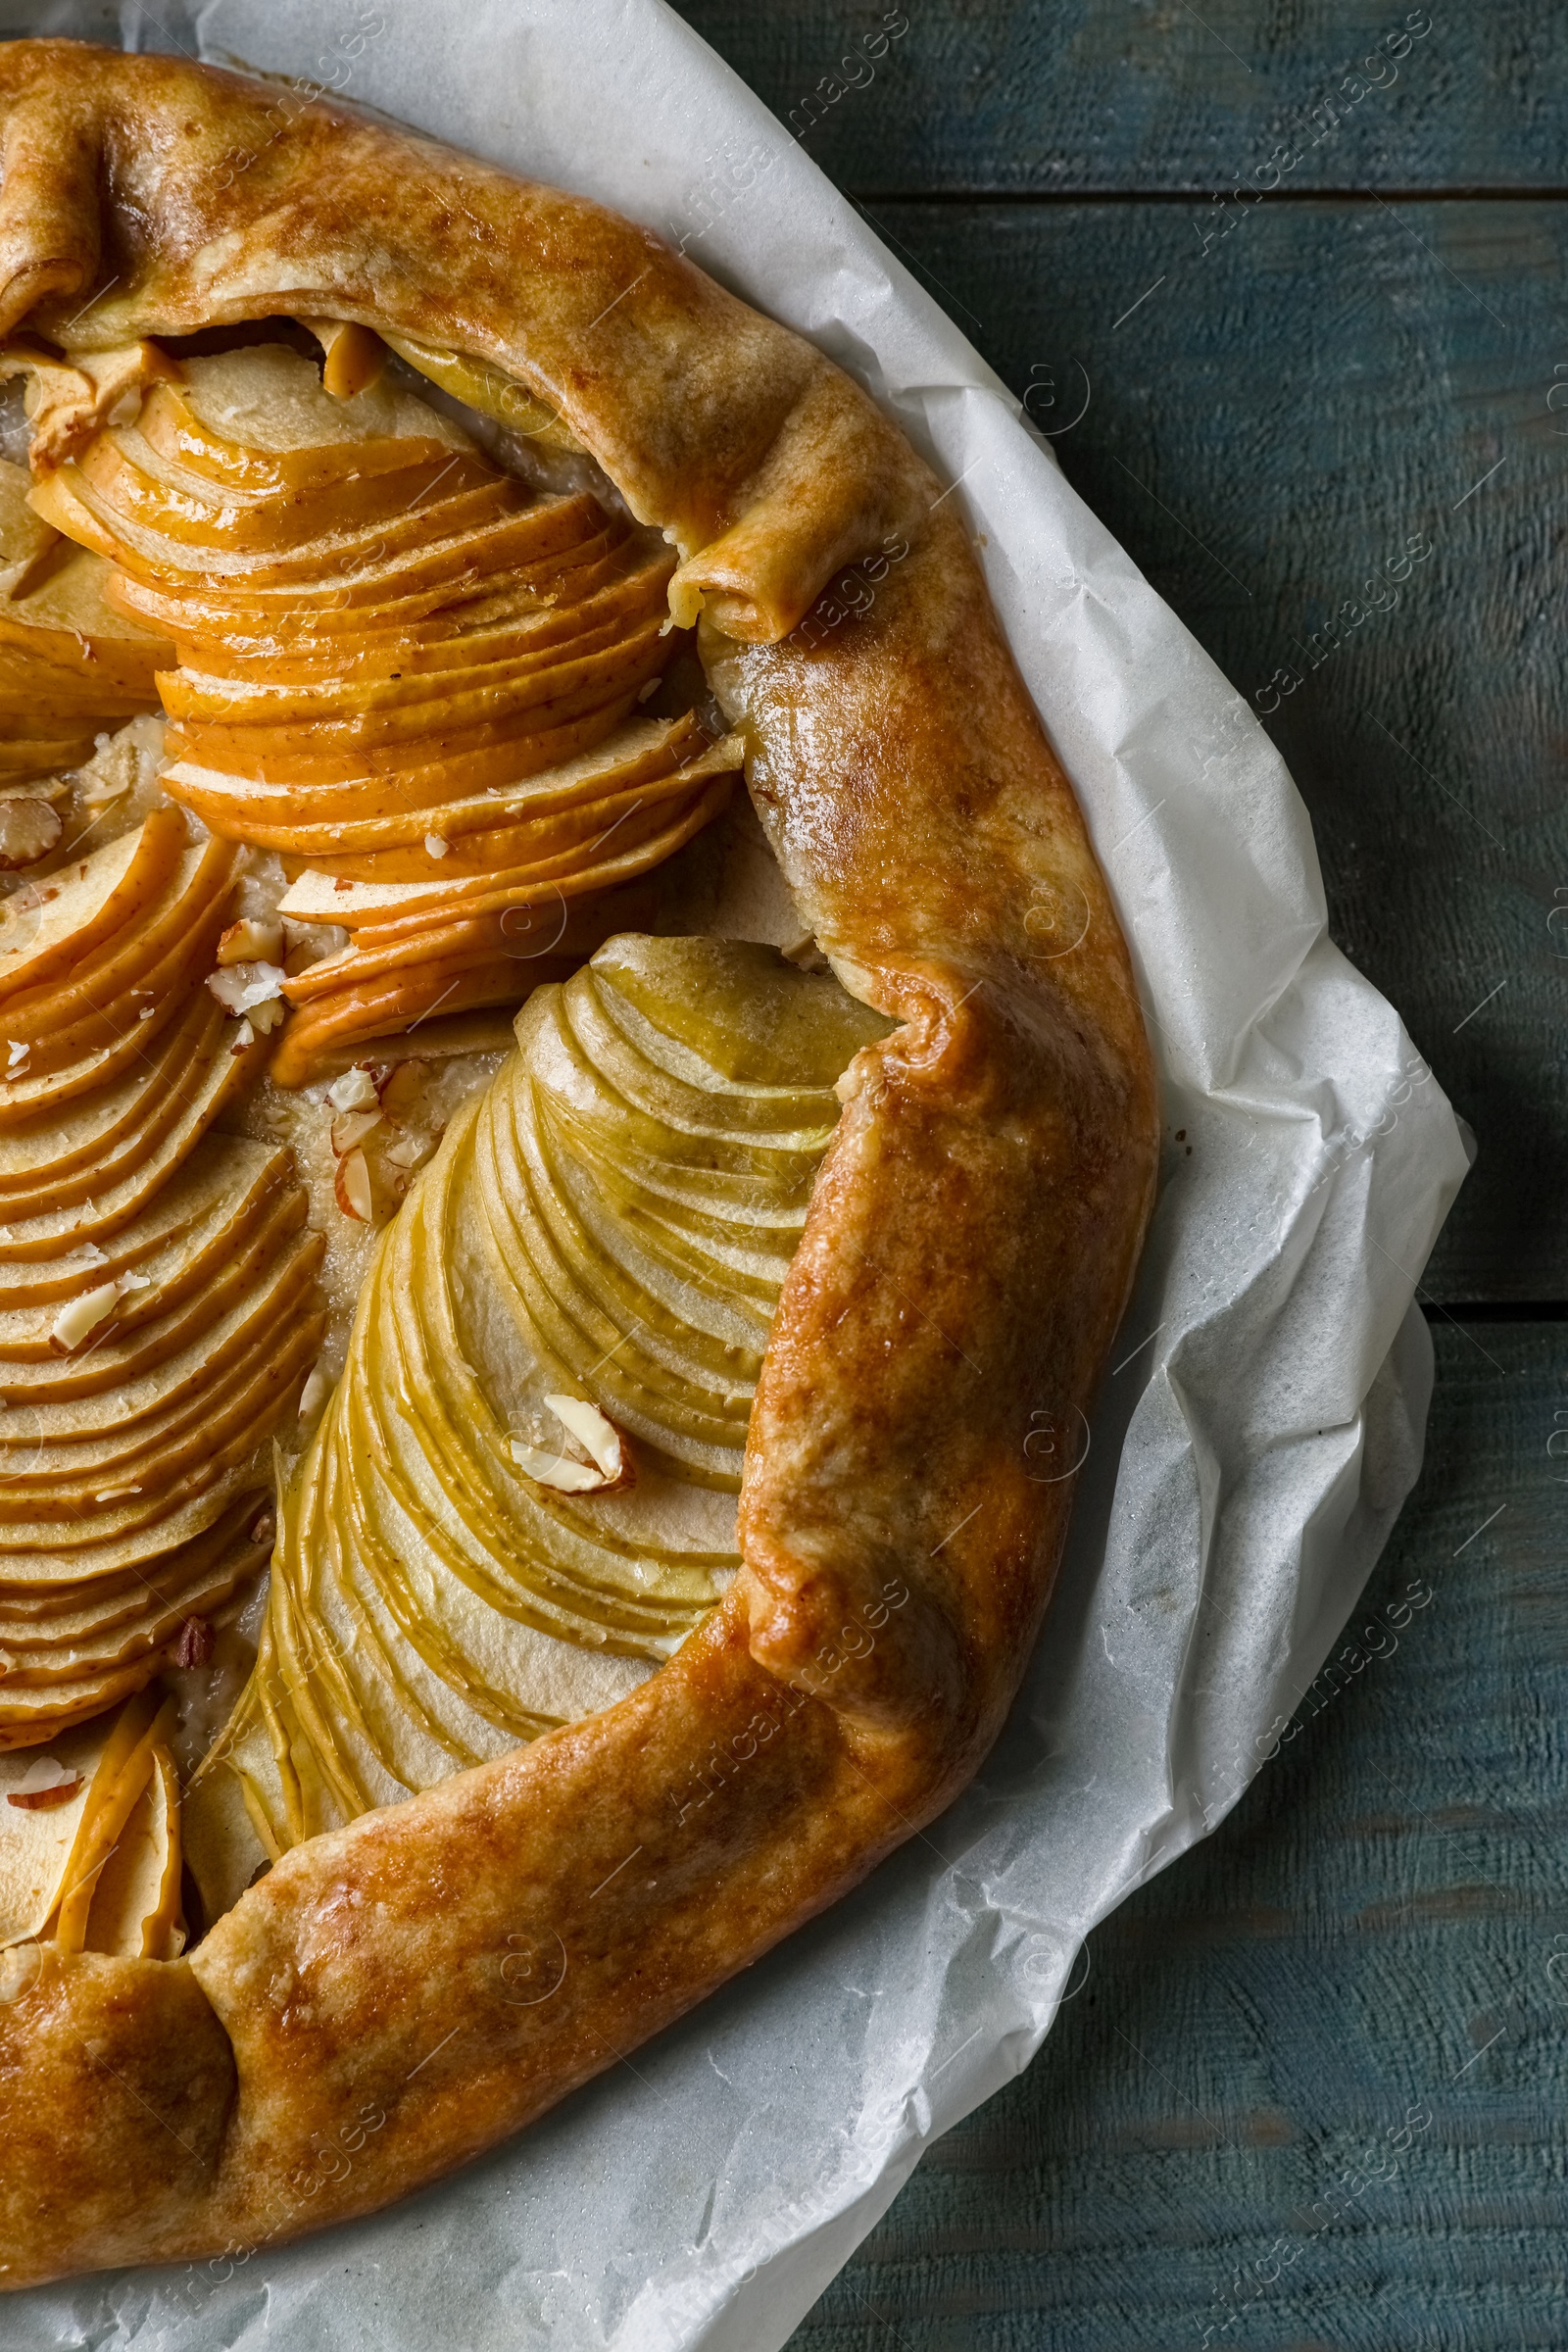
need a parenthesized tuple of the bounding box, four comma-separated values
(0, 39, 1158, 2285)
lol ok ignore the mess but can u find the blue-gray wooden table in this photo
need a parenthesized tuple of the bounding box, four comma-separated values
(661, 5, 1568, 2343)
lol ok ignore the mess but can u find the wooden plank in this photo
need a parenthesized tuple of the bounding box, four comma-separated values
(667, 2, 1567, 196)
(786, 1317, 1568, 2345)
(816, 195, 1564, 1302)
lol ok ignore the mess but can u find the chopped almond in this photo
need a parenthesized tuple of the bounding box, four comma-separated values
(208, 959, 286, 1016)
(545, 1393, 632, 1485)
(325, 1065, 380, 1112)
(334, 1148, 374, 1222)
(330, 1106, 381, 1156)
(50, 1279, 120, 1353)
(508, 1438, 608, 1494)
(218, 915, 285, 967)
(8, 1755, 79, 1809)
(8, 1778, 79, 1811)
(511, 1396, 634, 1494)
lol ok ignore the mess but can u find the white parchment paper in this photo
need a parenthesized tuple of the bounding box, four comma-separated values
(8, 1, 1472, 2343)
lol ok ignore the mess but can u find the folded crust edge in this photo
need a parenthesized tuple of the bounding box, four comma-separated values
(0, 39, 1159, 2288)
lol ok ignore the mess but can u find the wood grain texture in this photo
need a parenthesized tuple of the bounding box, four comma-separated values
(652, 4, 1568, 2344)
(669, 1, 1563, 196)
(787, 1320, 1568, 2347)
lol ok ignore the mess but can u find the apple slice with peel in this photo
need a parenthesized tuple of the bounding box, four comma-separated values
(0, 808, 185, 1006)
(80, 1740, 182, 1958)
(0, 1143, 295, 1360)
(0, 1134, 291, 1311)
(200, 932, 898, 1870)
(137, 344, 475, 494)
(0, 1009, 268, 1260)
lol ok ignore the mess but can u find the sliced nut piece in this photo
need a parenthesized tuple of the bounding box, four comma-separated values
(330, 1106, 381, 1156)
(325, 1064, 380, 1112)
(509, 1396, 635, 1494)
(0, 798, 62, 870)
(297, 1364, 331, 1423)
(508, 1438, 608, 1494)
(7, 1756, 80, 1810)
(334, 1147, 373, 1222)
(218, 915, 285, 966)
(208, 958, 287, 1015)
(50, 1278, 120, 1353)
(382, 1131, 432, 1169)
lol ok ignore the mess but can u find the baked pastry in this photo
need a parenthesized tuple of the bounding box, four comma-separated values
(0, 38, 1157, 2288)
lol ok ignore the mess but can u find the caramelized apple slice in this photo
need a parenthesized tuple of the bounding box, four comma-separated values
(0, 1006, 267, 1259)
(137, 345, 474, 495)
(0, 1135, 291, 1311)
(0, 808, 186, 1006)
(77, 426, 496, 554)
(161, 705, 650, 829)
(80, 1739, 182, 1958)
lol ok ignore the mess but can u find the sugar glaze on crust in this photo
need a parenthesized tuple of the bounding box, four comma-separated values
(0, 40, 1158, 2285)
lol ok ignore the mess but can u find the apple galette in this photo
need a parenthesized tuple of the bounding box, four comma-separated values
(0, 40, 1157, 2287)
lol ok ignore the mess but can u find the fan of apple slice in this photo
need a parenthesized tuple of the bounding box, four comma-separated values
(21, 338, 739, 1082)
(0, 814, 324, 1745)
(0, 460, 170, 847)
(183, 935, 891, 1918)
(0, 1685, 186, 1959)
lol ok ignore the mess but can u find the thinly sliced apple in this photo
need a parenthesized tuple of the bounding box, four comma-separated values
(161, 702, 647, 828)
(0, 829, 235, 1039)
(0, 1135, 290, 1310)
(0, 990, 232, 1212)
(163, 557, 675, 721)
(78, 425, 496, 554)
(0, 496, 172, 692)
(167, 715, 714, 858)
(0, 808, 184, 1006)
(49, 1690, 174, 1948)
(0, 1692, 166, 1928)
(378, 329, 585, 454)
(106, 494, 612, 628)
(80, 1738, 182, 1958)
(268, 957, 573, 1090)
(138, 345, 475, 494)
(32, 457, 524, 590)
(278, 764, 730, 904)
(292, 1007, 518, 1086)
(0, 1494, 266, 1641)
(182, 539, 668, 683)
(0, 1223, 322, 1470)
(0, 1185, 309, 1403)
(0, 1011, 268, 1260)
(0, 460, 64, 603)
(203, 928, 899, 1855)
(0, 1307, 321, 1520)
(0, 1144, 293, 1360)
(172, 634, 664, 779)
(0, 894, 234, 1089)
(277, 787, 730, 1005)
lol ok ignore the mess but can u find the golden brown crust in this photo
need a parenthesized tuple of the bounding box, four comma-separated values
(0, 39, 1159, 2286)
